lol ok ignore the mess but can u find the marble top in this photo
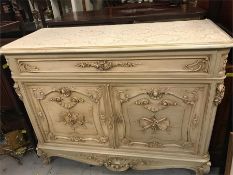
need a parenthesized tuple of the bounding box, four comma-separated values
(1, 19, 233, 54)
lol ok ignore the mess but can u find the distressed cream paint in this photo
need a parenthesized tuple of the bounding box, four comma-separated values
(1, 19, 233, 175)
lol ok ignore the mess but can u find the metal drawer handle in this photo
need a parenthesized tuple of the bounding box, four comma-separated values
(75, 60, 136, 71)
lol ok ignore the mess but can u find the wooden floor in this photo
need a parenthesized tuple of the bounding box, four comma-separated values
(0, 151, 222, 175)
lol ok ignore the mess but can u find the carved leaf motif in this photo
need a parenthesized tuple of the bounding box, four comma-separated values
(146, 88, 166, 100)
(19, 62, 39, 72)
(147, 141, 164, 148)
(57, 87, 72, 97)
(98, 136, 109, 144)
(182, 89, 199, 105)
(121, 137, 164, 148)
(184, 58, 208, 72)
(32, 88, 45, 100)
(76, 60, 136, 71)
(87, 88, 103, 103)
(214, 83, 225, 105)
(50, 87, 85, 109)
(135, 98, 177, 113)
(76, 153, 147, 172)
(60, 111, 87, 129)
(50, 96, 84, 109)
(70, 136, 85, 142)
(219, 54, 228, 73)
(135, 98, 150, 105)
(117, 90, 129, 103)
(104, 157, 144, 171)
(69, 136, 109, 144)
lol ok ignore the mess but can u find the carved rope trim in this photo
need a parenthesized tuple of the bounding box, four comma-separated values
(184, 58, 209, 73)
(75, 60, 136, 71)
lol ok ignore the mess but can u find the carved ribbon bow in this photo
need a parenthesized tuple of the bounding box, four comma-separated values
(139, 115, 170, 131)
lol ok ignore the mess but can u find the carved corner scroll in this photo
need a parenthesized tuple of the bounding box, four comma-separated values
(196, 161, 211, 175)
(214, 83, 225, 105)
(19, 62, 39, 73)
(75, 60, 136, 71)
(37, 148, 51, 164)
(184, 58, 209, 73)
(13, 83, 23, 101)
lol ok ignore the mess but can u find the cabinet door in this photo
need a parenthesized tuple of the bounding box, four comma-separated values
(110, 84, 209, 153)
(25, 83, 112, 147)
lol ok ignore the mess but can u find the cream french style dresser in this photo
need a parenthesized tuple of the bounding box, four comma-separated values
(1, 19, 233, 174)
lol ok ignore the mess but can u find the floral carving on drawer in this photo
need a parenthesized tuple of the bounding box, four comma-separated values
(183, 58, 209, 73)
(60, 111, 87, 129)
(30, 85, 109, 145)
(112, 85, 204, 150)
(18, 62, 39, 72)
(75, 60, 136, 71)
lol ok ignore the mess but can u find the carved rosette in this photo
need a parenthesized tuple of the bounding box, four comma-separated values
(13, 83, 23, 101)
(213, 83, 225, 105)
(60, 111, 86, 129)
(184, 58, 209, 72)
(146, 88, 166, 100)
(118, 90, 129, 103)
(19, 62, 39, 72)
(32, 88, 45, 100)
(76, 60, 136, 71)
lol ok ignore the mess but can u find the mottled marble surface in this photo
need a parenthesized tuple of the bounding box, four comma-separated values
(2, 19, 233, 53)
(0, 151, 222, 175)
